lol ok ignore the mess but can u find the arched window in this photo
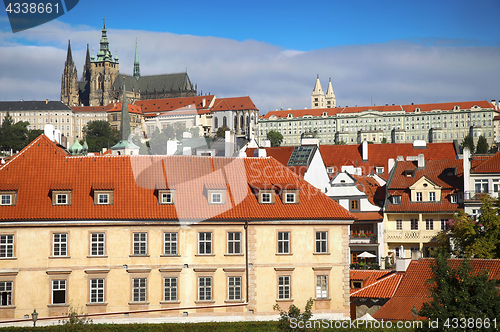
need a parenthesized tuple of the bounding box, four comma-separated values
(223, 116, 227, 127)
(214, 117, 218, 129)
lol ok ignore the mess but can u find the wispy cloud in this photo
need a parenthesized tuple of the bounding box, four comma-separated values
(0, 21, 499, 112)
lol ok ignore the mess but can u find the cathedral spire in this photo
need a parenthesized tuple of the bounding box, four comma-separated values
(119, 78, 131, 142)
(96, 17, 113, 62)
(311, 75, 325, 109)
(82, 44, 91, 80)
(325, 77, 336, 108)
(66, 39, 74, 65)
(133, 38, 140, 80)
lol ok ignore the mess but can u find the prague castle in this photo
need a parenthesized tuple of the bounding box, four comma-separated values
(61, 19, 197, 107)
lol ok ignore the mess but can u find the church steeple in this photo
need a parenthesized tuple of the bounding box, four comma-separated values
(325, 77, 336, 108)
(96, 17, 114, 62)
(133, 39, 140, 80)
(311, 74, 325, 109)
(82, 44, 91, 81)
(61, 39, 79, 106)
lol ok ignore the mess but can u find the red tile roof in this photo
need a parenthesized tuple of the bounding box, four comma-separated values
(246, 147, 295, 168)
(471, 151, 500, 173)
(262, 100, 494, 119)
(0, 135, 354, 222)
(135, 95, 216, 114)
(350, 270, 395, 293)
(107, 102, 143, 115)
(352, 175, 385, 206)
(351, 272, 403, 299)
(373, 259, 500, 321)
(320, 143, 457, 179)
(211, 96, 257, 112)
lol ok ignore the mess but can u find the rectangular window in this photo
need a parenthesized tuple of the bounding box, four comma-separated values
(0, 235, 14, 258)
(52, 279, 66, 304)
(475, 179, 489, 193)
(98, 194, 109, 205)
(228, 276, 242, 300)
(198, 232, 212, 255)
(0, 281, 12, 306)
(441, 219, 449, 231)
(278, 276, 291, 300)
(450, 194, 457, 203)
(198, 277, 212, 301)
(90, 233, 105, 256)
(392, 196, 401, 204)
(494, 180, 500, 193)
(164, 232, 178, 255)
(90, 278, 104, 303)
(133, 232, 147, 255)
(0, 195, 11, 205)
(316, 275, 328, 299)
(262, 192, 271, 203)
(164, 277, 177, 301)
(53, 233, 67, 256)
(56, 194, 67, 205)
(411, 219, 419, 230)
(426, 219, 434, 230)
(396, 219, 403, 230)
(285, 193, 295, 203)
(132, 278, 147, 302)
(277, 231, 290, 254)
(416, 192, 422, 202)
(161, 193, 173, 204)
(429, 192, 435, 202)
(227, 232, 241, 254)
(350, 200, 359, 210)
(211, 193, 222, 204)
(315, 231, 327, 253)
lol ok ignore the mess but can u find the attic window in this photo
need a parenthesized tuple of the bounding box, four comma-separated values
(50, 184, 73, 206)
(159, 190, 174, 205)
(282, 189, 300, 204)
(376, 167, 384, 174)
(0, 191, 16, 206)
(259, 190, 275, 204)
(351, 281, 363, 289)
(211, 192, 222, 204)
(392, 196, 401, 204)
(404, 169, 413, 177)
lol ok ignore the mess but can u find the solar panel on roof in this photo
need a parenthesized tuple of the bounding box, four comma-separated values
(287, 146, 316, 167)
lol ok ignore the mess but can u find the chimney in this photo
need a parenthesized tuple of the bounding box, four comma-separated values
(202, 98, 206, 108)
(45, 99, 49, 104)
(362, 140, 368, 162)
(463, 147, 471, 194)
(225, 130, 235, 157)
(417, 153, 425, 168)
(44, 124, 54, 141)
(254, 149, 267, 158)
(388, 158, 395, 174)
(396, 258, 411, 272)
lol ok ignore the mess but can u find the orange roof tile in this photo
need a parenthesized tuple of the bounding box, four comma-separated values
(471, 151, 500, 173)
(0, 135, 354, 222)
(211, 96, 257, 112)
(262, 100, 493, 119)
(373, 259, 500, 321)
(351, 272, 403, 299)
(135, 95, 216, 114)
(107, 102, 143, 115)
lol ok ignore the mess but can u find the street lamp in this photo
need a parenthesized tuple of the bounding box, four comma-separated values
(31, 309, 38, 327)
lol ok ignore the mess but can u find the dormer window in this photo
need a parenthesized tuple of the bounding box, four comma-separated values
(92, 183, 114, 205)
(376, 167, 384, 174)
(158, 190, 175, 205)
(98, 194, 109, 205)
(450, 194, 457, 203)
(1, 194, 12, 205)
(56, 194, 68, 205)
(262, 192, 272, 203)
(50, 184, 72, 206)
(392, 195, 401, 204)
(280, 187, 300, 204)
(0, 184, 18, 206)
(285, 193, 295, 203)
(211, 192, 222, 204)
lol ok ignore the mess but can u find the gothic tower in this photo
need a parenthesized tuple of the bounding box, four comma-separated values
(325, 77, 336, 108)
(133, 39, 140, 80)
(311, 75, 325, 109)
(89, 18, 119, 107)
(61, 40, 79, 106)
(79, 44, 92, 106)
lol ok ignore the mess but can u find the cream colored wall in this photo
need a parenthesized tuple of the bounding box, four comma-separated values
(409, 178, 441, 201)
(0, 221, 350, 320)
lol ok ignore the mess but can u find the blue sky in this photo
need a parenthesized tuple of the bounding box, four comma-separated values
(1, 0, 499, 111)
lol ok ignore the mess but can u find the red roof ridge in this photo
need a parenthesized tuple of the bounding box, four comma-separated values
(351, 271, 402, 298)
(0, 135, 63, 170)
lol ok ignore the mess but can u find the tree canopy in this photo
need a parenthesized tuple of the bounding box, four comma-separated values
(0, 111, 43, 153)
(476, 135, 489, 154)
(216, 125, 230, 138)
(438, 195, 500, 259)
(461, 134, 475, 154)
(82, 120, 119, 153)
(267, 130, 283, 147)
(419, 248, 500, 331)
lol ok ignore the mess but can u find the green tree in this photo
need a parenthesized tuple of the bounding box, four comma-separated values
(476, 135, 489, 154)
(132, 134, 149, 155)
(462, 134, 475, 154)
(438, 195, 500, 258)
(419, 248, 500, 331)
(0, 111, 42, 153)
(267, 130, 283, 147)
(173, 122, 186, 140)
(82, 120, 119, 153)
(216, 125, 230, 138)
(189, 127, 200, 138)
(148, 127, 168, 155)
(381, 137, 388, 144)
(273, 298, 313, 331)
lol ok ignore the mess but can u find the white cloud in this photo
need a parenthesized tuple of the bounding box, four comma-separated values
(0, 21, 499, 113)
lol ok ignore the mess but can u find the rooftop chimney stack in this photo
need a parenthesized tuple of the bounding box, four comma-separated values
(417, 153, 425, 168)
(362, 140, 368, 162)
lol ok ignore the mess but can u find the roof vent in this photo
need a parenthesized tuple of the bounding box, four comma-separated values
(413, 140, 427, 149)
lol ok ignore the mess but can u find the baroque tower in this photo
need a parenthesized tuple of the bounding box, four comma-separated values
(89, 18, 119, 107)
(61, 40, 79, 106)
(325, 77, 336, 108)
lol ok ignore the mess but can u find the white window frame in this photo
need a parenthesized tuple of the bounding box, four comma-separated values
(0, 281, 13, 306)
(429, 192, 436, 202)
(227, 232, 241, 254)
(262, 193, 272, 203)
(411, 219, 419, 230)
(211, 193, 222, 204)
(164, 277, 177, 301)
(285, 193, 295, 203)
(441, 219, 449, 231)
(198, 277, 212, 301)
(90, 233, 105, 256)
(52, 279, 66, 304)
(90, 278, 105, 303)
(0, 234, 14, 258)
(53, 233, 67, 256)
(278, 275, 291, 300)
(396, 219, 403, 231)
(164, 232, 178, 255)
(98, 193, 109, 205)
(198, 232, 212, 255)
(315, 231, 327, 253)
(56, 194, 67, 205)
(450, 194, 457, 203)
(132, 278, 147, 302)
(392, 196, 401, 204)
(0, 195, 11, 206)
(416, 192, 422, 202)
(133, 232, 147, 255)
(228, 276, 241, 300)
(425, 219, 434, 230)
(277, 231, 290, 254)
(316, 275, 328, 299)
(161, 192, 173, 204)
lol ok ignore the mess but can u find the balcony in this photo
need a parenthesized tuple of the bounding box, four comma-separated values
(464, 191, 498, 202)
(349, 234, 377, 244)
(385, 230, 439, 243)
